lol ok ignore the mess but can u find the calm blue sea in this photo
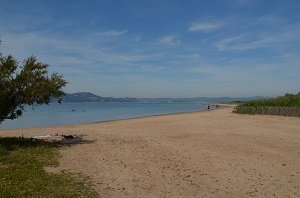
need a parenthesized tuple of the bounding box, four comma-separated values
(0, 102, 209, 130)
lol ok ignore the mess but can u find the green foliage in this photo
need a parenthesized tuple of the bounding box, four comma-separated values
(0, 54, 67, 122)
(234, 92, 300, 116)
(239, 92, 300, 107)
(0, 137, 97, 197)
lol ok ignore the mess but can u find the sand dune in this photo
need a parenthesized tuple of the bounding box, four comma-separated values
(1, 108, 299, 197)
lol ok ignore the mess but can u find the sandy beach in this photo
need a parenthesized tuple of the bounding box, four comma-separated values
(1, 108, 299, 197)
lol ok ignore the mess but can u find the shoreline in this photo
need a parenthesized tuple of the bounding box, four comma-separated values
(93, 105, 229, 124)
(0, 106, 299, 197)
(0, 104, 230, 132)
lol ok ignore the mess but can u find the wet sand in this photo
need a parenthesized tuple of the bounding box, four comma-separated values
(1, 108, 299, 197)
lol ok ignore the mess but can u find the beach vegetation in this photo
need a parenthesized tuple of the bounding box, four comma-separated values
(0, 54, 67, 123)
(0, 137, 97, 197)
(234, 92, 300, 116)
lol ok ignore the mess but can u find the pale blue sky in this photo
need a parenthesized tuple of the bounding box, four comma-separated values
(0, 0, 299, 97)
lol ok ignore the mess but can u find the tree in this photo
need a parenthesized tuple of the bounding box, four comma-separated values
(0, 54, 67, 123)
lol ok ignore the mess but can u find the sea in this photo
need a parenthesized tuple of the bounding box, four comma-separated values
(0, 102, 210, 130)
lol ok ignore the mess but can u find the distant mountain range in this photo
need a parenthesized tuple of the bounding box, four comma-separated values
(62, 92, 259, 103)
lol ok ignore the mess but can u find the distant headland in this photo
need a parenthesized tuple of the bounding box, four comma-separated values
(62, 92, 259, 103)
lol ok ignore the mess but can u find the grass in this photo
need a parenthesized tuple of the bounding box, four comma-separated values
(0, 137, 97, 198)
(238, 93, 300, 107)
(234, 92, 300, 116)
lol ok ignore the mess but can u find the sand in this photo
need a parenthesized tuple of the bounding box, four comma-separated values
(1, 108, 299, 197)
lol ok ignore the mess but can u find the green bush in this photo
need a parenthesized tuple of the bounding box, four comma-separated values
(234, 92, 300, 116)
(239, 92, 300, 107)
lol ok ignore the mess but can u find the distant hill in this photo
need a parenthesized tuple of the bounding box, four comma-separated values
(62, 92, 258, 103)
(63, 92, 139, 102)
(63, 92, 104, 102)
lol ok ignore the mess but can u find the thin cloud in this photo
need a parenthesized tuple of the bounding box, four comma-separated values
(215, 27, 300, 51)
(0, 30, 164, 74)
(193, 66, 220, 74)
(134, 36, 141, 42)
(257, 15, 285, 24)
(95, 29, 128, 37)
(158, 35, 181, 46)
(215, 34, 248, 50)
(188, 21, 225, 32)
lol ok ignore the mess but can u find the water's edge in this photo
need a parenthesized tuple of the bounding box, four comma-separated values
(0, 102, 222, 130)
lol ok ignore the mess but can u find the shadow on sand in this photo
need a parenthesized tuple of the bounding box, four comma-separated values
(0, 136, 95, 151)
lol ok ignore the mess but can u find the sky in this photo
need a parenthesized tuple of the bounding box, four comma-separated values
(0, 0, 299, 98)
